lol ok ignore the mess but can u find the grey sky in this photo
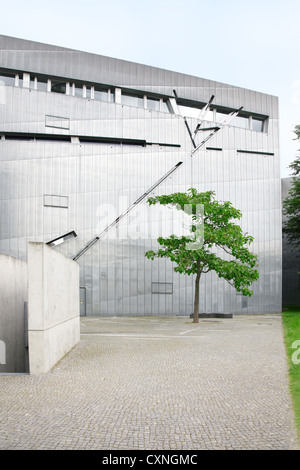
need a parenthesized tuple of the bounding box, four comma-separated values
(1, 0, 300, 176)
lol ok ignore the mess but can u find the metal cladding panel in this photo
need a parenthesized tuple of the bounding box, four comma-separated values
(0, 37, 282, 315)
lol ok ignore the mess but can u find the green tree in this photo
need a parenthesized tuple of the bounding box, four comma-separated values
(283, 125, 300, 251)
(145, 189, 259, 323)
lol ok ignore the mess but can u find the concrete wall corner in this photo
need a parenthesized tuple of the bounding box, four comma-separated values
(27, 242, 80, 375)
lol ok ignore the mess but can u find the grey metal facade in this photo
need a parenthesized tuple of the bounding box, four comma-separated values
(0, 35, 282, 316)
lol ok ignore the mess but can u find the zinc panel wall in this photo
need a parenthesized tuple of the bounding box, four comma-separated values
(0, 42, 282, 316)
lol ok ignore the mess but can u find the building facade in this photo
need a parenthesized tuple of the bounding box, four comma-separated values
(0, 35, 282, 316)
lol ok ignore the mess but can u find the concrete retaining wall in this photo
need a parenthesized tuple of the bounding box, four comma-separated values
(27, 242, 80, 375)
(0, 254, 28, 373)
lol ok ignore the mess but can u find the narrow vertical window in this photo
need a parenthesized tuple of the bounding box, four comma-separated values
(74, 84, 83, 97)
(85, 86, 91, 99)
(94, 86, 108, 102)
(147, 97, 160, 111)
(30, 76, 37, 90)
(109, 89, 115, 103)
(251, 117, 264, 132)
(51, 80, 67, 94)
(36, 77, 48, 92)
(66, 83, 72, 96)
(0, 72, 16, 86)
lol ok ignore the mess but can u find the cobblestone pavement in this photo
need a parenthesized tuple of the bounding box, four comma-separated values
(0, 314, 299, 450)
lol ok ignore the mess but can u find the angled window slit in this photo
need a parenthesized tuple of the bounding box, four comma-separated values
(46, 231, 77, 247)
(0, 131, 180, 148)
(237, 149, 275, 156)
(73, 162, 183, 261)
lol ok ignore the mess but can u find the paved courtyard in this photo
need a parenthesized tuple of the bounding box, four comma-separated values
(0, 314, 299, 450)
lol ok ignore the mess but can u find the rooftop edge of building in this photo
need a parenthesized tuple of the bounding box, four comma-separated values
(0, 34, 278, 118)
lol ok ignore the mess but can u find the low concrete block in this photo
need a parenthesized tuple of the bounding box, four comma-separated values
(28, 242, 80, 375)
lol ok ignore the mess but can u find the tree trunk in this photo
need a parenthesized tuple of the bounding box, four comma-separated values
(193, 261, 202, 323)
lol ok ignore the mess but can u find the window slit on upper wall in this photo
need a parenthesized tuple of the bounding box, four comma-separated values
(177, 99, 268, 133)
(0, 67, 268, 131)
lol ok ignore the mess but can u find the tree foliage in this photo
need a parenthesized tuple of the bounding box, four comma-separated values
(145, 189, 259, 323)
(283, 125, 300, 250)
